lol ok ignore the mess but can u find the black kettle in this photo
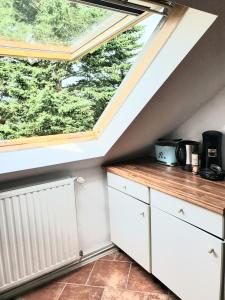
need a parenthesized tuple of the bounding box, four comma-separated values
(176, 140, 200, 171)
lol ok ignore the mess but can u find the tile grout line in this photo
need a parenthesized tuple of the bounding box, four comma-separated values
(99, 286, 106, 300)
(55, 283, 67, 300)
(113, 251, 118, 261)
(85, 260, 97, 285)
(64, 282, 105, 288)
(100, 290, 105, 300)
(102, 258, 131, 263)
(87, 259, 105, 300)
(126, 286, 168, 294)
(16, 254, 173, 300)
(125, 261, 132, 289)
(56, 281, 167, 295)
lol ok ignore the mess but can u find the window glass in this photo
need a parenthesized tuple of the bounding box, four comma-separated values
(0, 9, 163, 141)
(0, 0, 124, 46)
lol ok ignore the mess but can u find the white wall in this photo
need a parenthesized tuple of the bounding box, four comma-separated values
(176, 0, 222, 15)
(166, 0, 225, 165)
(0, 0, 220, 257)
(170, 86, 225, 167)
(0, 160, 110, 255)
(104, 0, 225, 163)
(0, 6, 215, 174)
(73, 167, 110, 254)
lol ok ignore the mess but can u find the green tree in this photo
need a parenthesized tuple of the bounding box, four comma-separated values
(0, 0, 143, 140)
(0, 58, 95, 138)
(13, 0, 39, 23)
(0, 0, 31, 41)
(75, 26, 142, 121)
(0, 0, 109, 45)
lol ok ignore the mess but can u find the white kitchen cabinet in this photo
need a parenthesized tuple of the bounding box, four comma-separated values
(151, 189, 223, 239)
(107, 172, 149, 204)
(151, 206, 223, 300)
(108, 186, 150, 271)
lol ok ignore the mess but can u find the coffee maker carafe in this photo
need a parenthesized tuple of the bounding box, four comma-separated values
(200, 131, 225, 181)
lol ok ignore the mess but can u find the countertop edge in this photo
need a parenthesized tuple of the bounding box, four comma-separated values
(106, 165, 225, 216)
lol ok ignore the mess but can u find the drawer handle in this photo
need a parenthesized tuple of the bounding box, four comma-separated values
(208, 248, 216, 255)
(140, 212, 145, 217)
(178, 208, 184, 214)
(122, 185, 127, 190)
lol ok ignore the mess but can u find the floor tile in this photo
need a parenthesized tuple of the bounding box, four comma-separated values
(58, 262, 95, 284)
(101, 287, 149, 300)
(99, 252, 117, 261)
(168, 292, 180, 300)
(15, 258, 173, 300)
(115, 252, 132, 262)
(18, 282, 65, 300)
(59, 284, 103, 300)
(148, 292, 169, 300)
(127, 264, 168, 294)
(87, 260, 131, 289)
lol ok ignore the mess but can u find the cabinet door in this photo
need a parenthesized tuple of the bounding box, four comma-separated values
(151, 207, 223, 300)
(108, 187, 150, 272)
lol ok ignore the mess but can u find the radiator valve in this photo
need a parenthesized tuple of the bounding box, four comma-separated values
(76, 177, 85, 184)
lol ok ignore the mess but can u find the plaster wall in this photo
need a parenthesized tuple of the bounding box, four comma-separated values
(0, 0, 222, 256)
(170, 86, 225, 167)
(0, 160, 110, 255)
(105, 0, 225, 162)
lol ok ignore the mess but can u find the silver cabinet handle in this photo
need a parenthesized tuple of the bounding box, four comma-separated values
(122, 186, 127, 190)
(208, 248, 216, 255)
(178, 208, 184, 214)
(140, 212, 145, 217)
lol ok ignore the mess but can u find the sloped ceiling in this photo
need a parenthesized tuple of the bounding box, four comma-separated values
(104, 0, 225, 162)
(0, 2, 219, 181)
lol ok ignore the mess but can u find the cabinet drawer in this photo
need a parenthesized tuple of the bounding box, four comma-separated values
(151, 189, 223, 238)
(107, 172, 149, 204)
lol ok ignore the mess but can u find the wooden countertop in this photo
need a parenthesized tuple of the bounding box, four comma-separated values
(106, 160, 225, 215)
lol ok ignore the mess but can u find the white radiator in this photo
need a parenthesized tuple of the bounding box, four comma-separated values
(0, 178, 79, 293)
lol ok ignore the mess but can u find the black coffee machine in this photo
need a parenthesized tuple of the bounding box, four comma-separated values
(199, 130, 225, 181)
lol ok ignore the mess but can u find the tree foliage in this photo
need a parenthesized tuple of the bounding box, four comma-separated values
(0, 0, 143, 140)
(0, 0, 108, 45)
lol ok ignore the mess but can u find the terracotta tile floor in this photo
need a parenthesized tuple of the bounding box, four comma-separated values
(16, 250, 180, 300)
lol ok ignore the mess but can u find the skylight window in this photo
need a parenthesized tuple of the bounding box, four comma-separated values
(0, 0, 169, 60)
(0, 0, 177, 151)
(0, 10, 164, 142)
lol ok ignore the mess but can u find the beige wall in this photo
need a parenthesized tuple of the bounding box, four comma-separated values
(170, 86, 225, 167)
(0, 158, 109, 254)
(1, 0, 224, 254)
(104, 0, 225, 162)
(174, 1, 222, 14)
